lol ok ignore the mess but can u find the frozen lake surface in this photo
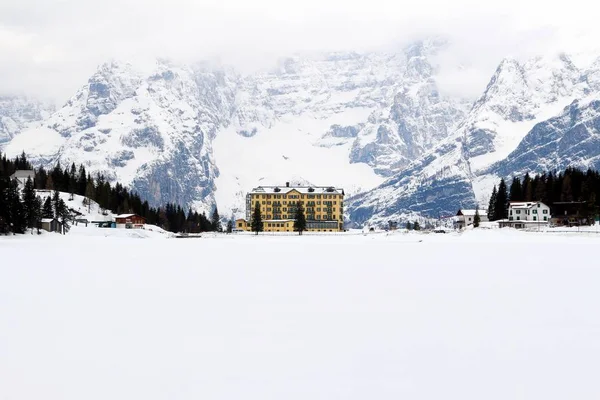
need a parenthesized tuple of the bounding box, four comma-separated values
(1, 229, 599, 400)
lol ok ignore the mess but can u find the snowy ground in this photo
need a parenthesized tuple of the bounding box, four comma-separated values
(35, 189, 114, 222)
(1, 229, 599, 400)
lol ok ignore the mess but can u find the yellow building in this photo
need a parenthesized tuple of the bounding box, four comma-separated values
(238, 182, 345, 232)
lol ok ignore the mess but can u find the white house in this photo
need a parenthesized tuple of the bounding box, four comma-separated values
(10, 170, 35, 189)
(454, 209, 488, 229)
(499, 201, 551, 229)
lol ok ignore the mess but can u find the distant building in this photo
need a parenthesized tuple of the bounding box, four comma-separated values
(235, 219, 248, 232)
(10, 170, 35, 189)
(41, 218, 63, 234)
(240, 182, 345, 232)
(114, 214, 146, 229)
(498, 201, 551, 229)
(454, 209, 488, 229)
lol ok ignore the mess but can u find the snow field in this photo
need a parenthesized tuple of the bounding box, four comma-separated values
(1, 230, 599, 400)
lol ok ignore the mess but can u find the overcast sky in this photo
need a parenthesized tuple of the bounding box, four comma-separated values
(1, 0, 599, 102)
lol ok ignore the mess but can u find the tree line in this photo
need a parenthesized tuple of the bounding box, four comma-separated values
(0, 151, 225, 234)
(487, 167, 600, 222)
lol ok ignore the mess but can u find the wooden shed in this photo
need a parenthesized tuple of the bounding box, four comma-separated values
(41, 218, 63, 234)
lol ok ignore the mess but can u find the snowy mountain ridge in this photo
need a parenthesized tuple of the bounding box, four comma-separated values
(4, 44, 600, 225)
(348, 52, 600, 226)
(4, 41, 471, 217)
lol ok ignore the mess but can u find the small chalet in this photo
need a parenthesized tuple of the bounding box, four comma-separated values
(498, 201, 551, 229)
(41, 218, 63, 234)
(10, 170, 35, 189)
(114, 214, 146, 229)
(454, 209, 488, 229)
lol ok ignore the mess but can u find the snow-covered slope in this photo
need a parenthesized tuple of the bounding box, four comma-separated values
(349, 53, 600, 225)
(4, 41, 472, 218)
(7, 61, 236, 214)
(490, 97, 600, 177)
(0, 96, 54, 144)
(8, 45, 600, 226)
(35, 190, 114, 222)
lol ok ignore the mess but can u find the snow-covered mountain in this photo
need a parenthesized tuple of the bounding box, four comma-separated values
(490, 98, 600, 177)
(5, 61, 235, 211)
(0, 96, 54, 145)
(348, 53, 600, 226)
(5, 43, 600, 226)
(4, 41, 471, 217)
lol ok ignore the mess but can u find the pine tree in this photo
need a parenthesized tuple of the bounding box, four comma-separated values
(55, 198, 70, 234)
(33, 196, 42, 234)
(251, 201, 263, 235)
(42, 196, 53, 218)
(495, 179, 509, 220)
(534, 174, 547, 203)
(487, 185, 497, 220)
(45, 174, 54, 190)
(509, 177, 523, 201)
(523, 173, 533, 201)
(22, 177, 37, 231)
(293, 206, 307, 235)
(211, 206, 221, 232)
(0, 178, 9, 234)
(52, 190, 60, 217)
(77, 165, 87, 196)
(413, 221, 421, 231)
(7, 179, 26, 234)
(226, 220, 233, 233)
(84, 180, 95, 213)
(473, 208, 481, 228)
(406, 221, 413, 230)
(561, 174, 573, 202)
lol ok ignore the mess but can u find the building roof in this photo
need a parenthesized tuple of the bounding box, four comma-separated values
(10, 170, 35, 179)
(457, 209, 481, 217)
(41, 218, 60, 223)
(509, 201, 548, 209)
(249, 185, 344, 195)
(115, 214, 142, 219)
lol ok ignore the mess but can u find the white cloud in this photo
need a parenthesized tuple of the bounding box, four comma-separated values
(0, 0, 599, 102)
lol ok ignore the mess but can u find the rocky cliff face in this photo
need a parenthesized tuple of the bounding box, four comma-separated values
(5, 45, 600, 226)
(5, 61, 237, 213)
(490, 98, 600, 177)
(5, 41, 471, 216)
(347, 53, 599, 225)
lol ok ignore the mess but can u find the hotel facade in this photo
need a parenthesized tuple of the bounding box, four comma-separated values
(237, 182, 345, 232)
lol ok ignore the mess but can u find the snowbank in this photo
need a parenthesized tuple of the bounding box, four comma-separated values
(1, 229, 599, 400)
